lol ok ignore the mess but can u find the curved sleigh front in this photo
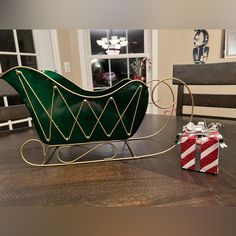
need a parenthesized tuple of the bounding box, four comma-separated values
(0, 67, 149, 145)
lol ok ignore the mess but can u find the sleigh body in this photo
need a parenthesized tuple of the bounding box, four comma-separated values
(1, 67, 149, 145)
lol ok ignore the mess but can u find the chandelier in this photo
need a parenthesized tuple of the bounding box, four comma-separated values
(96, 36, 128, 55)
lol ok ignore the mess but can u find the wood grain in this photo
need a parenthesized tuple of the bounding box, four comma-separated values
(0, 114, 235, 206)
(173, 62, 236, 85)
(0, 104, 30, 122)
(172, 62, 236, 118)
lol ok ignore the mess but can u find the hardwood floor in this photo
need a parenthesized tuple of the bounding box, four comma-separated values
(0, 114, 235, 206)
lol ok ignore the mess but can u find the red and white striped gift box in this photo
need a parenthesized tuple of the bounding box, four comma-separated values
(180, 133, 197, 171)
(200, 135, 219, 174)
(180, 132, 220, 174)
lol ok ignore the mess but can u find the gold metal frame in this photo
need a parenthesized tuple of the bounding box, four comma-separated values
(15, 69, 145, 142)
(17, 75, 194, 167)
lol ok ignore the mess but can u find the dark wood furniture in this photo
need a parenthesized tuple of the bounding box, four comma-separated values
(0, 114, 235, 206)
(173, 62, 236, 118)
(0, 79, 31, 132)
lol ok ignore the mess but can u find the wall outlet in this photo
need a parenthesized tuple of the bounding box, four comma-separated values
(63, 62, 71, 73)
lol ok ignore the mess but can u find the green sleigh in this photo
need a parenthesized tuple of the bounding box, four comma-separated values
(0, 66, 193, 166)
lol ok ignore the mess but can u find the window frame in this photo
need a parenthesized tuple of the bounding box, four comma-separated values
(0, 29, 61, 73)
(0, 29, 61, 131)
(78, 30, 152, 88)
(78, 29, 158, 114)
(0, 30, 38, 73)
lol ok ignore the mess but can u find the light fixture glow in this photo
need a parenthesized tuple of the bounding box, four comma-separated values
(96, 35, 128, 55)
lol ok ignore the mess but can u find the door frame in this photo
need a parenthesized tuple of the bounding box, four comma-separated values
(33, 29, 62, 73)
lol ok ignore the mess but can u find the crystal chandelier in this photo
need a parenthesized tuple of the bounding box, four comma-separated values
(96, 36, 128, 55)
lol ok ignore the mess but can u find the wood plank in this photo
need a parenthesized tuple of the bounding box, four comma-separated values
(183, 94, 236, 108)
(181, 113, 236, 121)
(0, 104, 31, 122)
(0, 126, 33, 136)
(0, 80, 18, 96)
(0, 95, 23, 107)
(173, 62, 236, 85)
(176, 85, 184, 116)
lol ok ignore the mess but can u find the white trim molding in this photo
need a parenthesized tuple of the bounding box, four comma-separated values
(77, 30, 93, 90)
(50, 30, 62, 73)
(148, 29, 158, 114)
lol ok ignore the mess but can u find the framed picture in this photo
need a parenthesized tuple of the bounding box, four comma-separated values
(224, 30, 236, 58)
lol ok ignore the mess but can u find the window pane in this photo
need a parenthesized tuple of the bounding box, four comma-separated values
(91, 58, 110, 88)
(108, 29, 127, 54)
(90, 29, 128, 55)
(0, 30, 16, 52)
(21, 56, 37, 69)
(90, 30, 108, 55)
(0, 55, 18, 72)
(130, 57, 147, 83)
(17, 30, 35, 53)
(128, 30, 144, 53)
(110, 59, 127, 85)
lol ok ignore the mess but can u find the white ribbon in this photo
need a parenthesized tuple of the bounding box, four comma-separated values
(181, 121, 227, 148)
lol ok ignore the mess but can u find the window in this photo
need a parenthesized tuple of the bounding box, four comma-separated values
(78, 29, 157, 113)
(0, 30, 37, 73)
(0, 29, 59, 131)
(85, 29, 152, 90)
(0, 29, 38, 131)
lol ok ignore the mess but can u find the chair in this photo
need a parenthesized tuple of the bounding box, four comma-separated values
(173, 62, 236, 119)
(0, 78, 31, 132)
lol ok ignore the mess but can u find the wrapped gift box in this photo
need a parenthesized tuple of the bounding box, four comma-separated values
(178, 122, 227, 174)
